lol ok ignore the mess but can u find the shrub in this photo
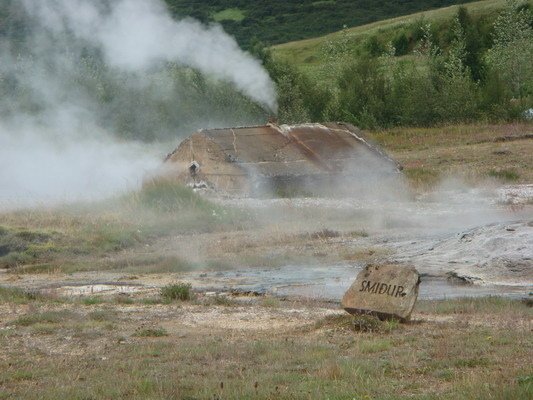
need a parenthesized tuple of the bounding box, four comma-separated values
(393, 32, 410, 56)
(160, 282, 192, 301)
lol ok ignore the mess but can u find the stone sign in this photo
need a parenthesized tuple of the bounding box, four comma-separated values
(341, 264, 420, 321)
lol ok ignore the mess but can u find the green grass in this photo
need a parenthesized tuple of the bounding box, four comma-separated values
(404, 167, 441, 188)
(81, 296, 106, 305)
(0, 226, 62, 269)
(0, 286, 40, 304)
(488, 168, 520, 182)
(135, 180, 217, 214)
(160, 282, 192, 301)
(212, 8, 245, 22)
(133, 327, 169, 337)
(14, 310, 77, 326)
(0, 182, 251, 274)
(271, 0, 519, 79)
(358, 338, 393, 353)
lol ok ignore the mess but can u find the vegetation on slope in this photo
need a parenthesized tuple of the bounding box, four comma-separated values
(164, 0, 480, 48)
(265, 0, 533, 128)
(0, 1, 270, 142)
(1, 0, 531, 137)
(272, 0, 511, 74)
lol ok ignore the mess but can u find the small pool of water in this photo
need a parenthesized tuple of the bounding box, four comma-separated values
(188, 264, 532, 300)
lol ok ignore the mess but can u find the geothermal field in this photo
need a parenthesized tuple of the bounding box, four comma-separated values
(0, 135, 531, 398)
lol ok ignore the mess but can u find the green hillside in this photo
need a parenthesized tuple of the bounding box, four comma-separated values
(262, 0, 532, 128)
(1, 0, 531, 134)
(164, 0, 480, 48)
(271, 0, 517, 78)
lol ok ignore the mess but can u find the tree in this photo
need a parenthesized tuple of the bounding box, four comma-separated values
(435, 16, 479, 122)
(457, 6, 485, 82)
(337, 57, 388, 128)
(485, 0, 533, 98)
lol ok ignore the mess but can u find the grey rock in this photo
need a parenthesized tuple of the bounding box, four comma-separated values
(342, 264, 420, 321)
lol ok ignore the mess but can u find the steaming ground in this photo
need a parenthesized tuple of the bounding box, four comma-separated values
(204, 184, 532, 292)
(2, 183, 531, 300)
(0, 126, 165, 210)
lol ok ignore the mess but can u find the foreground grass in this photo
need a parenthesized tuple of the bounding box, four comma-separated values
(0, 295, 531, 399)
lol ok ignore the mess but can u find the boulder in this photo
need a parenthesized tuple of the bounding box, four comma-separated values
(342, 264, 420, 321)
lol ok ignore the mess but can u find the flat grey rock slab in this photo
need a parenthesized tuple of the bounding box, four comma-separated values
(342, 264, 420, 321)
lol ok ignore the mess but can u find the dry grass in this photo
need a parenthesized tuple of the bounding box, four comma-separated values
(0, 295, 530, 399)
(367, 123, 533, 188)
(0, 182, 251, 273)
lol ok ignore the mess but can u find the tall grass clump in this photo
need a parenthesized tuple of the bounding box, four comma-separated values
(0, 286, 40, 304)
(160, 282, 192, 301)
(123, 180, 247, 237)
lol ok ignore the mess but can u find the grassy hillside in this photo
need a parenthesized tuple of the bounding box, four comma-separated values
(271, 0, 517, 78)
(264, 0, 532, 129)
(164, 0, 480, 48)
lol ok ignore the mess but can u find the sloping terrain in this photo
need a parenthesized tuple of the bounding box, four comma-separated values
(271, 0, 521, 76)
(163, 0, 480, 47)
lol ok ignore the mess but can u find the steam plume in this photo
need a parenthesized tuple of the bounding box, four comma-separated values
(0, 0, 276, 209)
(23, 0, 277, 111)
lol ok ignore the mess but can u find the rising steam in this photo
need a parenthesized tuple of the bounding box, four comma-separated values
(23, 0, 277, 111)
(0, 0, 277, 209)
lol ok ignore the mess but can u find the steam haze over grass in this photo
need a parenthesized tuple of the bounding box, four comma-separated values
(0, 0, 276, 209)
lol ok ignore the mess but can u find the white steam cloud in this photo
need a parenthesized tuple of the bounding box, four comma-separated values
(0, 120, 160, 207)
(23, 0, 277, 111)
(0, 0, 277, 209)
